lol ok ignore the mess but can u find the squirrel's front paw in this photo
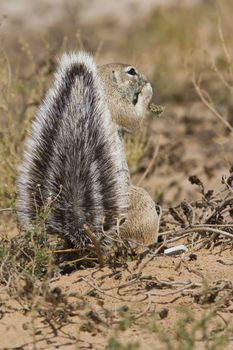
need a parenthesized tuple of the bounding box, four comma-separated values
(140, 82, 153, 107)
(134, 82, 153, 121)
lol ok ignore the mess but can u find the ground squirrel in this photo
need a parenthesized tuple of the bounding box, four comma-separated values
(17, 52, 159, 248)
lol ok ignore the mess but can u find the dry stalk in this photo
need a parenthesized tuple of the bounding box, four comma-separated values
(0, 208, 14, 213)
(217, 15, 233, 79)
(81, 276, 135, 302)
(84, 224, 104, 267)
(137, 135, 161, 186)
(114, 292, 152, 323)
(150, 282, 199, 297)
(211, 57, 233, 91)
(192, 73, 233, 133)
(175, 226, 232, 239)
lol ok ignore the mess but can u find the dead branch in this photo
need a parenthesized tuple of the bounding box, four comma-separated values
(137, 135, 161, 186)
(192, 73, 233, 133)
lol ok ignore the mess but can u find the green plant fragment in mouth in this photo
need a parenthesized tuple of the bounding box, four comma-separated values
(149, 103, 165, 117)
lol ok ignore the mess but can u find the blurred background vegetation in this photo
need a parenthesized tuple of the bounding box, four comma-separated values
(0, 0, 233, 216)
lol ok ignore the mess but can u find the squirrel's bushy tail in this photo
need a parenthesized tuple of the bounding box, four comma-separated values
(17, 52, 128, 246)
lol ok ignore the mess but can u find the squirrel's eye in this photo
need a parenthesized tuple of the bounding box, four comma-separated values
(127, 67, 137, 76)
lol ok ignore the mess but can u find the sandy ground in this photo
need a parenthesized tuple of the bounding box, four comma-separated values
(0, 246, 232, 349)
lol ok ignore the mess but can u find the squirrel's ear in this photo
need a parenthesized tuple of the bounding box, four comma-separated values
(110, 70, 117, 83)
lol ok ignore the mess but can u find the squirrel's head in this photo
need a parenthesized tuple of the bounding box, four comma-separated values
(98, 63, 153, 133)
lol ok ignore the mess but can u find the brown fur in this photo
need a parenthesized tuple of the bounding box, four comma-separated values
(98, 62, 159, 245)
